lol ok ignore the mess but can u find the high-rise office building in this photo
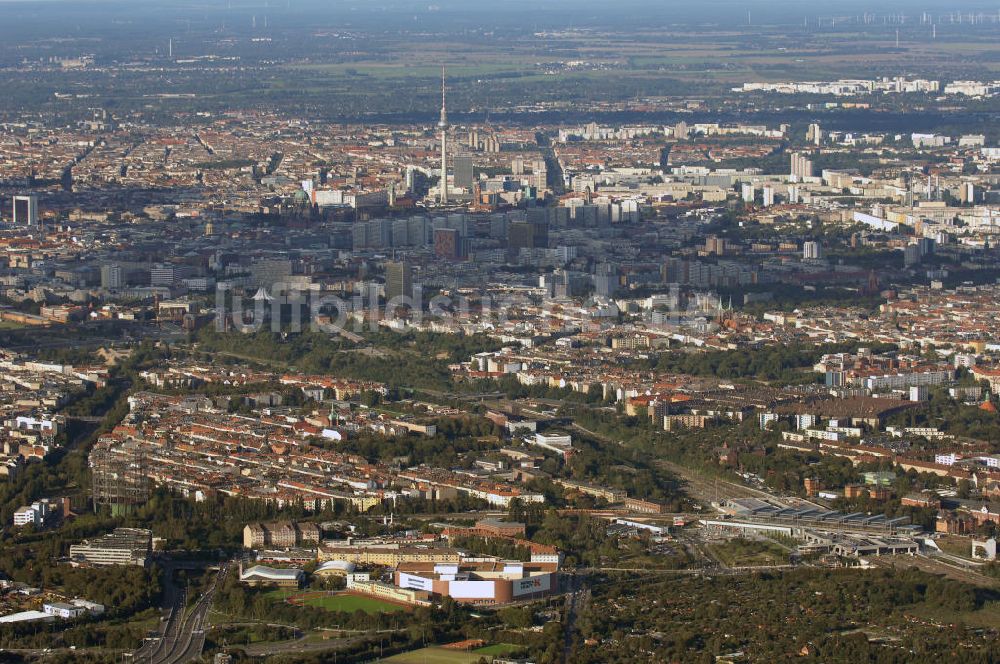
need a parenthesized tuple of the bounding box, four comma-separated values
(101, 264, 124, 290)
(790, 152, 814, 179)
(803, 241, 822, 260)
(807, 123, 822, 146)
(508, 220, 549, 251)
(704, 235, 727, 256)
(250, 259, 293, 288)
(385, 261, 413, 301)
(960, 182, 976, 204)
(12, 194, 38, 227)
(432, 213, 468, 238)
(434, 228, 464, 260)
(150, 264, 177, 287)
(453, 154, 474, 191)
(594, 263, 619, 297)
(762, 186, 775, 207)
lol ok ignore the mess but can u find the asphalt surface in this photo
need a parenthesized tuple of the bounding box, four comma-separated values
(131, 563, 228, 664)
(560, 574, 588, 664)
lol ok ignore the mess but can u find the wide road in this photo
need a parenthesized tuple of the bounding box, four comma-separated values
(132, 562, 229, 664)
(241, 630, 398, 658)
(560, 574, 585, 664)
(155, 562, 228, 664)
(132, 564, 185, 663)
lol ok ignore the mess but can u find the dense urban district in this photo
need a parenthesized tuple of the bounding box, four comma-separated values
(1, 1, 1000, 663)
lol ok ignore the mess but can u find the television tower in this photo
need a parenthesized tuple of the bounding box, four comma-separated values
(439, 65, 449, 205)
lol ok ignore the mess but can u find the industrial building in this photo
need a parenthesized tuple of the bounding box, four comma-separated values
(802, 531, 919, 557)
(68, 528, 152, 566)
(718, 498, 921, 536)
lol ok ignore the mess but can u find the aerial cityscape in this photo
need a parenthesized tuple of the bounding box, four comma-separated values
(0, 0, 999, 662)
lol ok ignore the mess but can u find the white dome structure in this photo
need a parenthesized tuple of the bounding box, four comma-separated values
(315, 560, 356, 577)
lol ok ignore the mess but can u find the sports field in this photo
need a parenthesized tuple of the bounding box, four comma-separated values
(304, 593, 406, 614)
(283, 591, 407, 614)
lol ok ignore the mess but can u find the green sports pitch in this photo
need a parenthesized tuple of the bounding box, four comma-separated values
(297, 592, 406, 614)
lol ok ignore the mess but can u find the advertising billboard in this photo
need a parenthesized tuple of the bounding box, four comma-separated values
(512, 574, 551, 597)
(448, 580, 496, 600)
(398, 573, 433, 592)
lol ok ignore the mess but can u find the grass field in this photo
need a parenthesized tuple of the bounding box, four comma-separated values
(263, 588, 297, 601)
(302, 593, 405, 614)
(472, 644, 520, 656)
(707, 539, 789, 568)
(266, 589, 408, 614)
(385, 644, 520, 664)
(297, 592, 406, 614)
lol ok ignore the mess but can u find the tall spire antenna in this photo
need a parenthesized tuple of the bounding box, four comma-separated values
(440, 65, 448, 126)
(439, 65, 449, 205)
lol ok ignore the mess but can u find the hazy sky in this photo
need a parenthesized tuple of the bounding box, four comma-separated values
(0, 0, 995, 10)
(2, 0, 999, 35)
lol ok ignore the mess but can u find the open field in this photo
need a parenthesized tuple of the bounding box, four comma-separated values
(286, 591, 408, 614)
(303, 593, 406, 614)
(282, 62, 533, 79)
(3, 19, 1000, 121)
(272, 26, 1000, 89)
(3, 0, 1000, 121)
(385, 644, 521, 664)
(706, 538, 790, 567)
(473, 644, 522, 656)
